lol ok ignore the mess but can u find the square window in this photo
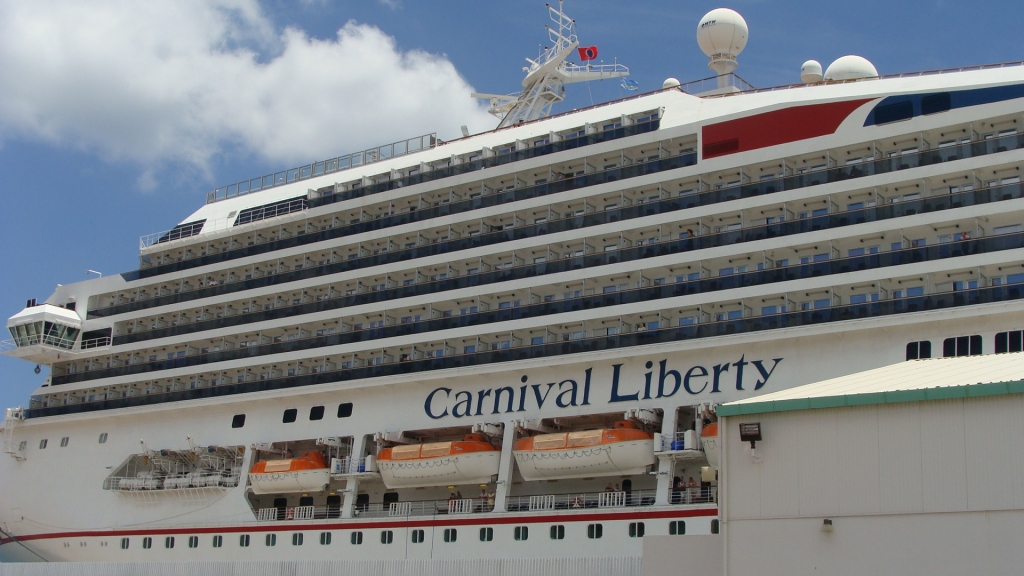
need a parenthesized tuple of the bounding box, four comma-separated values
(996, 330, 1024, 354)
(337, 403, 353, 418)
(309, 406, 325, 421)
(282, 409, 297, 423)
(906, 341, 932, 360)
(231, 414, 245, 428)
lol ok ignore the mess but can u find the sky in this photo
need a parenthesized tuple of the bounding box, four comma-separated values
(0, 0, 1022, 410)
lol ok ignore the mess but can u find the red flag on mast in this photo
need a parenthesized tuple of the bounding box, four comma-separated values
(578, 46, 598, 61)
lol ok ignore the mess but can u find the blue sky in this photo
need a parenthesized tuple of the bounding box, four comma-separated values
(0, 0, 1021, 410)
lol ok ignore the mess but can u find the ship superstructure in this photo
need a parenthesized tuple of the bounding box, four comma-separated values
(3, 5, 1024, 570)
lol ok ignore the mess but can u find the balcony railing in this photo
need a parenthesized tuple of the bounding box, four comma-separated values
(253, 498, 495, 522)
(99, 183, 1024, 357)
(113, 126, 1023, 308)
(29, 281, 1024, 418)
(506, 489, 658, 512)
(133, 118, 663, 280)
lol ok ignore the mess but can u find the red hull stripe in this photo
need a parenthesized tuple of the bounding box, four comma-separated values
(0, 507, 716, 545)
(702, 99, 874, 159)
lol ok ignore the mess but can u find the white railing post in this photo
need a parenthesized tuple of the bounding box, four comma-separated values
(529, 494, 555, 511)
(389, 502, 411, 517)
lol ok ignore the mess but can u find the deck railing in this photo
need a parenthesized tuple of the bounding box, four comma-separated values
(506, 489, 657, 512)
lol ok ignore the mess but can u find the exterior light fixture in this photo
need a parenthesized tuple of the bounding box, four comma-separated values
(739, 422, 762, 448)
(822, 519, 834, 533)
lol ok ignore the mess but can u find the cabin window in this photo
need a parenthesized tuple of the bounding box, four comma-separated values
(98, 433, 108, 444)
(629, 522, 645, 538)
(943, 335, 981, 357)
(120, 538, 129, 550)
(319, 532, 331, 545)
(587, 524, 603, 539)
(996, 330, 1024, 354)
(309, 406, 325, 420)
(239, 535, 250, 547)
(351, 532, 363, 545)
(60, 437, 69, 448)
(231, 414, 245, 428)
(380, 530, 393, 544)
(711, 519, 720, 534)
(479, 527, 494, 542)
(142, 537, 152, 549)
(906, 341, 931, 360)
(550, 525, 565, 540)
(282, 409, 297, 423)
(669, 521, 686, 535)
(265, 534, 276, 547)
(444, 528, 457, 543)
(411, 529, 425, 544)
(39, 439, 47, 449)
(165, 536, 175, 549)
(292, 533, 303, 546)
(188, 536, 198, 548)
(212, 535, 223, 548)
(299, 496, 314, 507)
(337, 403, 353, 418)
(514, 526, 529, 541)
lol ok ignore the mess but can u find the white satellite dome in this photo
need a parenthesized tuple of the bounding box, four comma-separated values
(800, 60, 823, 84)
(824, 55, 878, 81)
(663, 78, 681, 89)
(696, 9, 748, 58)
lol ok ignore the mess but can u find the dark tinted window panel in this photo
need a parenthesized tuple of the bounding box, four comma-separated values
(235, 196, 307, 226)
(996, 330, 1024, 354)
(921, 93, 951, 115)
(702, 138, 739, 158)
(969, 334, 982, 355)
(282, 408, 297, 423)
(337, 403, 353, 418)
(309, 406, 325, 420)
(231, 414, 245, 428)
(906, 342, 919, 360)
(943, 337, 957, 358)
(873, 101, 913, 125)
(157, 220, 205, 244)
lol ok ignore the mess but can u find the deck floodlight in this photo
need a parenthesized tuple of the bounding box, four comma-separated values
(739, 422, 762, 448)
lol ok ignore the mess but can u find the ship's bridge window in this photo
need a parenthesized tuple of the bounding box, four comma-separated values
(996, 330, 1024, 354)
(906, 341, 932, 360)
(943, 335, 982, 357)
(282, 409, 297, 423)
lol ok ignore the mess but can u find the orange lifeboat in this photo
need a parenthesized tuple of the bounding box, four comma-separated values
(512, 421, 656, 480)
(700, 422, 719, 468)
(376, 434, 500, 488)
(248, 451, 330, 495)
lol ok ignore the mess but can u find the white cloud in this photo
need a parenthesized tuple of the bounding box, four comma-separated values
(378, 0, 401, 9)
(0, 0, 493, 184)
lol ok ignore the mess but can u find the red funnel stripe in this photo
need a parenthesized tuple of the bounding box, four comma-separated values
(702, 99, 873, 159)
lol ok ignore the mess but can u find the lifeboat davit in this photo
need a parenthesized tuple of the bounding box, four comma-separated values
(701, 422, 719, 469)
(248, 451, 329, 495)
(513, 421, 656, 481)
(376, 434, 499, 488)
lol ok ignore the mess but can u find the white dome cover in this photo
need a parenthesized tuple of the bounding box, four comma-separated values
(663, 78, 681, 89)
(696, 8, 748, 57)
(824, 55, 878, 81)
(800, 60, 823, 83)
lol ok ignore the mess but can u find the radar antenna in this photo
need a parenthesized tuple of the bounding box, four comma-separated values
(472, 1, 629, 128)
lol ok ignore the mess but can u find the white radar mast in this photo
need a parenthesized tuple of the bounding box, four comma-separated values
(472, 1, 630, 129)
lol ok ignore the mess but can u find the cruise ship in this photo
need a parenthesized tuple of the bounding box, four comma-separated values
(3, 4, 1024, 571)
